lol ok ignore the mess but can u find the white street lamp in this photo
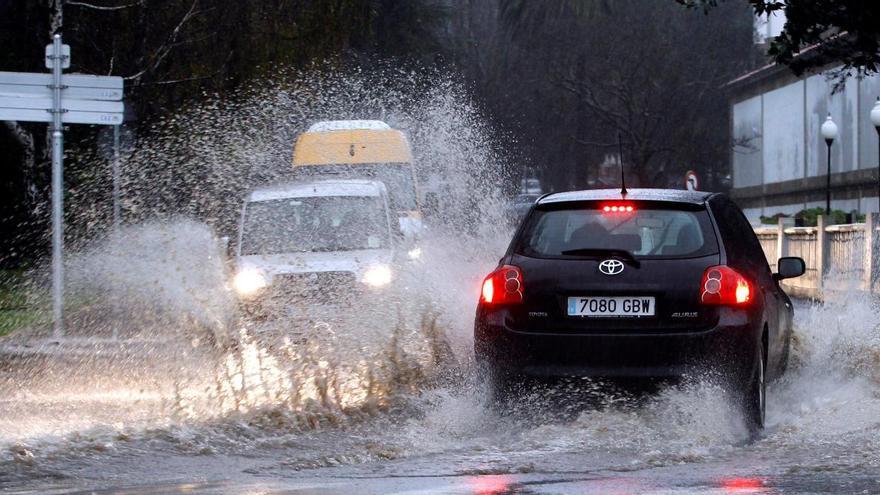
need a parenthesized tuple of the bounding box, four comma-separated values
(871, 97, 880, 213)
(821, 114, 838, 215)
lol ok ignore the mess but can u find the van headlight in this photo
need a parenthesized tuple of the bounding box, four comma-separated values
(361, 265, 393, 287)
(234, 269, 267, 296)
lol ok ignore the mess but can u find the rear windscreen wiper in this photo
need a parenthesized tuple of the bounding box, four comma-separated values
(558, 248, 640, 267)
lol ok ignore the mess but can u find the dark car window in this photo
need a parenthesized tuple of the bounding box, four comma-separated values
(708, 195, 772, 281)
(516, 202, 719, 259)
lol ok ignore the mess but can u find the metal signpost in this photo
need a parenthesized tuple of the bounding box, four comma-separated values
(0, 35, 124, 337)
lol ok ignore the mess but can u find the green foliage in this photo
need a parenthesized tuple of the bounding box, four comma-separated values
(0, 270, 46, 337)
(0, 309, 47, 337)
(760, 207, 866, 226)
(678, 0, 880, 78)
(796, 207, 864, 226)
(759, 212, 790, 225)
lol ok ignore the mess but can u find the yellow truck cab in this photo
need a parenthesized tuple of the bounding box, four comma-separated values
(292, 120, 424, 240)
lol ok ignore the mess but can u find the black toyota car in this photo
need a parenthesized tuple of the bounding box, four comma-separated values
(474, 189, 805, 431)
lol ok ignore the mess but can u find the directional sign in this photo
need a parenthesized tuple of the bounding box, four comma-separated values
(0, 107, 123, 125)
(0, 83, 123, 101)
(0, 72, 124, 124)
(0, 96, 123, 113)
(0, 71, 123, 91)
(45, 43, 70, 69)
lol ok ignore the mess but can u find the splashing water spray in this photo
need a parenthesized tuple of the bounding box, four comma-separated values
(0, 64, 514, 456)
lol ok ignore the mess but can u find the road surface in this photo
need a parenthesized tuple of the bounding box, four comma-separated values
(1, 292, 878, 495)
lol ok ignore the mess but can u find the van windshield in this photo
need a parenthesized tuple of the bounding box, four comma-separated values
(292, 164, 418, 211)
(241, 196, 389, 256)
(517, 203, 718, 259)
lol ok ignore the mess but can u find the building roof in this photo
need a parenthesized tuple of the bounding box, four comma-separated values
(723, 33, 850, 95)
(247, 180, 386, 202)
(538, 188, 715, 205)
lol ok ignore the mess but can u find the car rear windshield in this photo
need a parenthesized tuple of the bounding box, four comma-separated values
(516, 202, 719, 259)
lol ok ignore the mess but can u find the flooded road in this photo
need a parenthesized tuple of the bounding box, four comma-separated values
(2, 288, 879, 494)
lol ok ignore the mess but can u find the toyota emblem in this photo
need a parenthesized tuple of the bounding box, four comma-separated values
(599, 259, 625, 275)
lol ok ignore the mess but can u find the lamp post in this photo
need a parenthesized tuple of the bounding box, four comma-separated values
(871, 97, 880, 213)
(821, 113, 838, 216)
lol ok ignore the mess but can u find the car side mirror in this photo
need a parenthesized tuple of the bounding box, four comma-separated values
(774, 257, 805, 280)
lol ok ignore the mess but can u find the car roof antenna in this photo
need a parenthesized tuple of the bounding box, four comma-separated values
(617, 133, 627, 196)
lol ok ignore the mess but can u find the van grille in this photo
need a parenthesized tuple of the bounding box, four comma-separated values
(269, 271, 358, 299)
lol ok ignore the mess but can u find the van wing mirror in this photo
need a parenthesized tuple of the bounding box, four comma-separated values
(775, 257, 806, 280)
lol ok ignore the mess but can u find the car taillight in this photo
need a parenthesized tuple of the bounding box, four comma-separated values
(700, 265, 751, 305)
(480, 265, 524, 305)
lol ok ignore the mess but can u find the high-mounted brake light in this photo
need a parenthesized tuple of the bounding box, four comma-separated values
(602, 204, 635, 214)
(700, 265, 751, 305)
(480, 265, 524, 305)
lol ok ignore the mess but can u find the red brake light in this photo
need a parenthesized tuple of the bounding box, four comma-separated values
(700, 265, 751, 305)
(481, 277, 494, 303)
(480, 265, 524, 305)
(602, 203, 635, 214)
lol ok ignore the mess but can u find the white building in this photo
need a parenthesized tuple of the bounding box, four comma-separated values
(727, 12, 880, 222)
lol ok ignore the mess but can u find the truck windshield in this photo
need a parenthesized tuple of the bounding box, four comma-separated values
(241, 196, 389, 256)
(517, 203, 718, 259)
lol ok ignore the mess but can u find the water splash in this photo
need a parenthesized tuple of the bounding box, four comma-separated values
(0, 65, 507, 472)
(761, 290, 880, 472)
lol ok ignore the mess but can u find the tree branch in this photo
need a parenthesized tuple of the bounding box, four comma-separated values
(66, 0, 143, 11)
(124, 0, 200, 82)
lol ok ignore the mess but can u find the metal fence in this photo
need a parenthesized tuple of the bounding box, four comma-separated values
(753, 213, 879, 299)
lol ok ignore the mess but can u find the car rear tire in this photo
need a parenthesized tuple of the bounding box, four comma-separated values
(477, 359, 516, 408)
(740, 344, 766, 435)
(778, 331, 791, 376)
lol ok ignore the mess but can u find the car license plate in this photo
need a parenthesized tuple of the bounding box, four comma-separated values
(567, 296, 655, 317)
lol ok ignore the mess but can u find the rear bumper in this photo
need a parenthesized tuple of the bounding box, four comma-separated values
(474, 307, 760, 380)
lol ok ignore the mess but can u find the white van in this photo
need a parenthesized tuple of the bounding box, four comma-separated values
(232, 180, 401, 311)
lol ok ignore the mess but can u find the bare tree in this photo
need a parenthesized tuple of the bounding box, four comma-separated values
(450, 0, 758, 190)
(4, 121, 40, 212)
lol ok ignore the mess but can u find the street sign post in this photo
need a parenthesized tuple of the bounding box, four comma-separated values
(50, 35, 64, 340)
(0, 35, 124, 338)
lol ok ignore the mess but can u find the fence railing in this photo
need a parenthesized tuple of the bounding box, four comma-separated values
(753, 213, 879, 299)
